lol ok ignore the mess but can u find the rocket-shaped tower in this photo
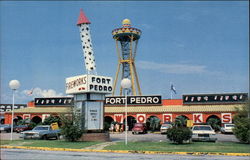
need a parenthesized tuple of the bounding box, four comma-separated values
(112, 19, 142, 96)
(77, 9, 96, 75)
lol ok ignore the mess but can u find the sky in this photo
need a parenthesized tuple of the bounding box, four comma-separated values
(0, 1, 249, 104)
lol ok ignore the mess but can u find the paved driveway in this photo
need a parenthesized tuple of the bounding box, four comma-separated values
(0, 131, 239, 142)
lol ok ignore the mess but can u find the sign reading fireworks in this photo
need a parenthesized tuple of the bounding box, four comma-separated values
(66, 74, 113, 94)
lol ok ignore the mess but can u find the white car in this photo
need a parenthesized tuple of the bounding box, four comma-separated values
(191, 125, 217, 142)
(221, 124, 235, 134)
(160, 123, 172, 134)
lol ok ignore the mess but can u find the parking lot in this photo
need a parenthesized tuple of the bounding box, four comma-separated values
(0, 131, 239, 142)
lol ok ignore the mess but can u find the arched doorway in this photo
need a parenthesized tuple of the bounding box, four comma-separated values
(127, 116, 136, 130)
(14, 116, 23, 125)
(31, 116, 42, 124)
(206, 115, 221, 132)
(146, 116, 161, 131)
(123, 116, 136, 131)
(104, 116, 114, 131)
(175, 115, 189, 127)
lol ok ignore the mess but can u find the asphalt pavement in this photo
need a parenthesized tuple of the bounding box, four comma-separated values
(2, 148, 250, 160)
(0, 131, 239, 142)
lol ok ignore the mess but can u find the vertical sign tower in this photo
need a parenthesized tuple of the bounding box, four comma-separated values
(77, 9, 97, 75)
(66, 9, 112, 135)
(112, 19, 142, 96)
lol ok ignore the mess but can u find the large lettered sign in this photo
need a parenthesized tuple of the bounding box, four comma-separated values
(163, 114, 172, 123)
(105, 95, 162, 105)
(193, 113, 203, 123)
(221, 113, 232, 123)
(137, 114, 146, 123)
(114, 114, 123, 123)
(66, 74, 113, 94)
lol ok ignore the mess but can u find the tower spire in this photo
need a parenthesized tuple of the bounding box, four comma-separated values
(77, 9, 96, 75)
(77, 9, 91, 25)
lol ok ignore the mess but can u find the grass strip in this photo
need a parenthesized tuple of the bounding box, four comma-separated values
(104, 141, 250, 153)
(1, 140, 100, 149)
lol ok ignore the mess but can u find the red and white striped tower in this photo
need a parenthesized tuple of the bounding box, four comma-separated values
(77, 9, 97, 75)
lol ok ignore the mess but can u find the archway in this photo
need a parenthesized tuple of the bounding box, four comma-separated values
(127, 116, 136, 131)
(31, 116, 42, 124)
(123, 116, 136, 131)
(175, 115, 189, 127)
(14, 116, 23, 125)
(104, 116, 114, 131)
(206, 115, 221, 132)
(146, 116, 161, 131)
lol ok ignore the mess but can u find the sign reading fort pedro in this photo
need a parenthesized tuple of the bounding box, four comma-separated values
(66, 74, 113, 94)
(105, 95, 162, 105)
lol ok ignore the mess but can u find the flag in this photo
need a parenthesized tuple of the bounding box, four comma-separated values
(170, 84, 177, 94)
(27, 88, 34, 96)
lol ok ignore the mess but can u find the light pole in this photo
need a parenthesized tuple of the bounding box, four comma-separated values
(121, 78, 131, 145)
(9, 80, 20, 141)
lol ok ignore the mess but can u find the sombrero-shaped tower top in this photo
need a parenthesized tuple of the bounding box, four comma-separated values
(112, 18, 141, 41)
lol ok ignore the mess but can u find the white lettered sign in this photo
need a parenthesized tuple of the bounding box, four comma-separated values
(66, 74, 112, 94)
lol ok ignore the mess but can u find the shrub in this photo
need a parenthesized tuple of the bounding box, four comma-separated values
(166, 126, 192, 144)
(233, 101, 250, 144)
(60, 107, 84, 142)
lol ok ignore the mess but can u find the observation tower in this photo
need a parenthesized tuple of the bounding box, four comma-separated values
(112, 19, 142, 96)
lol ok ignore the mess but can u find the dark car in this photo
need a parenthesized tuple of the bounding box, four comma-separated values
(132, 123, 147, 134)
(14, 125, 32, 133)
(0, 124, 11, 133)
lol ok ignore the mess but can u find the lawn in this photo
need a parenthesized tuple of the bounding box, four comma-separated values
(104, 142, 250, 153)
(0, 140, 100, 149)
(1, 140, 250, 153)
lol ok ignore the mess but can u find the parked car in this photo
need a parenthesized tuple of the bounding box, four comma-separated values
(132, 123, 147, 134)
(221, 124, 235, 134)
(160, 123, 172, 134)
(14, 125, 32, 133)
(0, 124, 11, 133)
(191, 125, 217, 142)
(20, 125, 60, 140)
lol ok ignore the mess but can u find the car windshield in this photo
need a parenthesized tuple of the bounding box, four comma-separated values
(33, 126, 49, 130)
(225, 124, 234, 127)
(193, 126, 212, 131)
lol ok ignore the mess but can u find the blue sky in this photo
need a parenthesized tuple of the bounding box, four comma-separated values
(0, 1, 249, 104)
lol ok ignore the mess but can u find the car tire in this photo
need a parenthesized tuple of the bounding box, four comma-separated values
(42, 135, 47, 140)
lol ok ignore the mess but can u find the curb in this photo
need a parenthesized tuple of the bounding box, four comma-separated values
(1, 145, 250, 156)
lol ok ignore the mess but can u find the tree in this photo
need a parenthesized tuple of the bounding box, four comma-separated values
(233, 100, 250, 144)
(60, 107, 84, 142)
(42, 116, 61, 126)
(147, 116, 160, 131)
(207, 118, 221, 132)
(175, 116, 188, 127)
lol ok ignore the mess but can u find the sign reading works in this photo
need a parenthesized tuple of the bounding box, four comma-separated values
(66, 74, 112, 94)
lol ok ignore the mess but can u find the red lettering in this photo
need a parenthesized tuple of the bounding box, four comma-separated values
(163, 114, 172, 122)
(193, 114, 203, 123)
(222, 114, 231, 123)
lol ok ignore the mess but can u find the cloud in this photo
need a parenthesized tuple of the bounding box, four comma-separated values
(22, 88, 64, 98)
(137, 60, 207, 74)
(1, 88, 65, 104)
